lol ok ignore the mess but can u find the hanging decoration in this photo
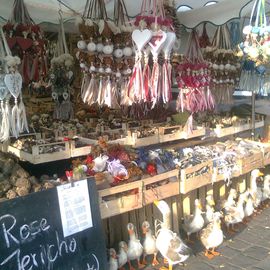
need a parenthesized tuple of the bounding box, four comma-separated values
(175, 30, 214, 131)
(77, 0, 132, 109)
(128, 0, 176, 110)
(2, 0, 47, 85)
(49, 11, 74, 121)
(0, 27, 28, 142)
(238, 0, 270, 96)
(202, 25, 241, 104)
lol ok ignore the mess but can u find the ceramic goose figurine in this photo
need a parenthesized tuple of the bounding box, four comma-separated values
(109, 248, 118, 270)
(200, 212, 224, 259)
(250, 169, 264, 210)
(183, 199, 204, 241)
(118, 241, 128, 270)
(223, 192, 246, 232)
(154, 200, 192, 270)
(223, 189, 237, 210)
(127, 223, 144, 270)
(203, 195, 215, 225)
(244, 189, 255, 221)
(141, 221, 159, 266)
(261, 175, 270, 207)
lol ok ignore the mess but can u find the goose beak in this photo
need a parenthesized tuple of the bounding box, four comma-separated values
(259, 171, 264, 177)
(154, 200, 159, 207)
(128, 229, 134, 235)
(209, 200, 215, 207)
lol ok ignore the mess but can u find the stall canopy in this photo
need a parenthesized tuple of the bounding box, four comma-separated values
(0, 0, 260, 29)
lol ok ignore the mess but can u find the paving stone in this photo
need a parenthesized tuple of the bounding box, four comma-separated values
(254, 238, 270, 249)
(203, 254, 231, 266)
(244, 246, 269, 260)
(253, 258, 270, 270)
(227, 239, 251, 251)
(237, 232, 264, 244)
(218, 246, 242, 258)
(185, 261, 215, 270)
(229, 254, 259, 268)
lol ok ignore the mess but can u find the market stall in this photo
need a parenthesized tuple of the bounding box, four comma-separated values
(0, 0, 270, 269)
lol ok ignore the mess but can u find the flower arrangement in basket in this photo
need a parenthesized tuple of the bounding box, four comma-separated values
(2, 0, 47, 85)
(0, 27, 28, 141)
(202, 25, 241, 104)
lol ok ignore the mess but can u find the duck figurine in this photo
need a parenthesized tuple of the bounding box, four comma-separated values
(223, 192, 246, 233)
(141, 221, 159, 266)
(250, 169, 264, 211)
(127, 223, 144, 270)
(109, 248, 118, 270)
(154, 200, 192, 270)
(200, 212, 224, 259)
(183, 199, 204, 241)
(217, 188, 237, 211)
(244, 189, 255, 222)
(203, 195, 215, 225)
(262, 175, 270, 207)
(118, 241, 128, 270)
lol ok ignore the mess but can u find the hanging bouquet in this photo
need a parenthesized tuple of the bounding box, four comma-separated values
(0, 27, 28, 141)
(202, 25, 241, 104)
(2, 0, 47, 85)
(77, 0, 135, 110)
(49, 12, 74, 120)
(176, 30, 214, 116)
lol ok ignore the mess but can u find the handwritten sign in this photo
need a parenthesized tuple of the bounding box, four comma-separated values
(0, 178, 107, 270)
(57, 180, 93, 237)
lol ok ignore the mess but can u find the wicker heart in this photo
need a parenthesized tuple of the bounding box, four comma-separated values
(132, 29, 152, 51)
(162, 32, 176, 57)
(0, 75, 8, 100)
(149, 30, 167, 55)
(4, 72, 22, 98)
(16, 37, 33, 51)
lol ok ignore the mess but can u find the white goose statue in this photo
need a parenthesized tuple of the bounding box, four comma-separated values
(154, 200, 192, 270)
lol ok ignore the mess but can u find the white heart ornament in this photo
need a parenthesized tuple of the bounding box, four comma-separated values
(4, 72, 22, 98)
(0, 75, 8, 100)
(132, 29, 152, 51)
(149, 30, 167, 55)
(162, 32, 176, 57)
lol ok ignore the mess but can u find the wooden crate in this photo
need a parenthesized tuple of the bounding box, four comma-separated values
(126, 130, 159, 147)
(237, 151, 264, 174)
(158, 125, 183, 143)
(69, 137, 93, 157)
(179, 160, 213, 194)
(214, 125, 235, 138)
(213, 164, 241, 182)
(99, 181, 143, 219)
(255, 119, 264, 129)
(8, 140, 70, 164)
(143, 169, 179, 205)
(179, 126, 206, 140)
(243, 140, 270, 166)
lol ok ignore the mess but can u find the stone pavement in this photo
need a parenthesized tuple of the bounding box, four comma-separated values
(140, 206, 270, 270)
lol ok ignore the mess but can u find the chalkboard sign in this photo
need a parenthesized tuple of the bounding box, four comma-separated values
(0, 178, 107, 270)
